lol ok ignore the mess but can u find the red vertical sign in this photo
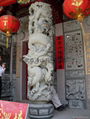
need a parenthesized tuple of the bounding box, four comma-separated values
(55, 36, 64, 69)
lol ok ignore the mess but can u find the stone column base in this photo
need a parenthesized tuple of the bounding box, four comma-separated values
(28, 103, 54, 119)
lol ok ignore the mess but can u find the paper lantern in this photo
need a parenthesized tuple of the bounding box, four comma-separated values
(0, 0, 16, 6)
(0, 15, 20, 48)
(63, 0, 89, 21)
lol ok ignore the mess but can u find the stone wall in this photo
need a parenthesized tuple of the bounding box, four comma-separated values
(63, 20, 86, 108)
(1, 74, 16, 101)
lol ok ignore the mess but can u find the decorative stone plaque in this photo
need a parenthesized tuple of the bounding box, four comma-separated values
(64, 22, 86, 108)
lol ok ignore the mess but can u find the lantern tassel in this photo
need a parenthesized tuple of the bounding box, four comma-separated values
(6, 37, 9, 48)
(6, 31, 11, 48)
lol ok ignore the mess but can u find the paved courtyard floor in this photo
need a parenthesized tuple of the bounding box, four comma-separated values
(52, 109, 90, 119)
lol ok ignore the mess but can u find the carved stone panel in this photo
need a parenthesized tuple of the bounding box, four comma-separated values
(1, 74, 16, 101)
(64, 20, 80, 32)
(69, 100, 85, 108)
(64, 23, 86, 108)
(65, 70, 85, 79)
(65, 30, 84, 70)
(66, 80, 85, 100)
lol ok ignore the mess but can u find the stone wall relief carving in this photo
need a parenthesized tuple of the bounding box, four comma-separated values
(66, 80, 85, 100)
(65, 31, 84, 70)
(64, 24, 86, 108)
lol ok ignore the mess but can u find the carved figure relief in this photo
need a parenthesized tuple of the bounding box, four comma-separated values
(66, 80, 85, 100)
(23, 2, 54, 101)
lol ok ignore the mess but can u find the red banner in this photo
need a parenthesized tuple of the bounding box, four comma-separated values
(55, 36, 64, 69)
(0, 100, 29, 119)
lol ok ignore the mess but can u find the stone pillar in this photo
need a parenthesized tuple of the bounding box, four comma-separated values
(23, 2, 55, 119)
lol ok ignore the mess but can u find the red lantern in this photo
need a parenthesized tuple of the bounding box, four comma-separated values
(0, 0, 16, 6)
(84, 0, 90, 16)
(63, 0, 89, 21)
(0, 15, 20, 48)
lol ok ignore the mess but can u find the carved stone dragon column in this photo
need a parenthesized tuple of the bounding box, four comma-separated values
(23, 2, 55, 119)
